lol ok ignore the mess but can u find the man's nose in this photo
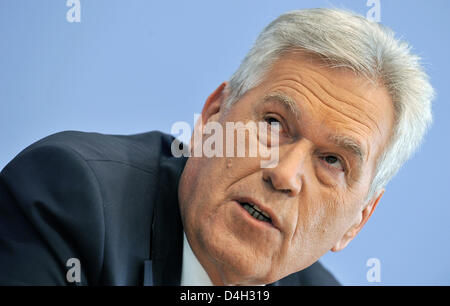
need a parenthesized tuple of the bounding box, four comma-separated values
(262, 141, 310, 197)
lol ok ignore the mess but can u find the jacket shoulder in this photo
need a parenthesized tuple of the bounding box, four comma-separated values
(16, 130, 174, 173)
(0, 133, 107, 285)
(0, 130, 175, 285)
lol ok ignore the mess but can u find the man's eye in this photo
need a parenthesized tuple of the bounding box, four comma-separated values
(321, 155, 344, 171)
(265, 116, 281, 125)
(264, 115, 288, 138)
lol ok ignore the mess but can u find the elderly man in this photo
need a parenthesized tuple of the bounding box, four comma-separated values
(0, 8, 433, 286)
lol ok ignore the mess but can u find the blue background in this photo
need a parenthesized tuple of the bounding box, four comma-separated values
(1, 0, 449, 285)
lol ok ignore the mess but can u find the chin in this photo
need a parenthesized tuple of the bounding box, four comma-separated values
(198, 223, 279, 285)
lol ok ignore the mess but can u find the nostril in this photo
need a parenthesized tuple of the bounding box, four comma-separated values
(263, 175, 291, 194)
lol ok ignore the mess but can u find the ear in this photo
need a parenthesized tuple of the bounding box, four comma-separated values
(331, 189, 384, 252)
(202, 82, 228, 124)
(190, 82, 228, 149)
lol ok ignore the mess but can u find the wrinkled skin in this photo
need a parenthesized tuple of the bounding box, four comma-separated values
(178, 52, 395, 285)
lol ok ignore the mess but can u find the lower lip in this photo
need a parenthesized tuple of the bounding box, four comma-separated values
(233, 201, 277, 231)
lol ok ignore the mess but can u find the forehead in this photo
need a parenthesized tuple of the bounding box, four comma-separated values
(245, 51, 395, 167)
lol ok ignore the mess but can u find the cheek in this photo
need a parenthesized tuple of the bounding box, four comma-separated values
(312, 193, 353, 235)
(184, 155, 256, 219)
(223, 156, 263, 182)
(180, 158, 224, 217)
(289, 191, 352, 255)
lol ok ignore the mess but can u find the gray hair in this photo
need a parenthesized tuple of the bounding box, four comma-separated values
(224, 8, 434, 203)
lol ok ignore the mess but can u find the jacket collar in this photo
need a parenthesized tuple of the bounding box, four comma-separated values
(147, 135, 188, 285)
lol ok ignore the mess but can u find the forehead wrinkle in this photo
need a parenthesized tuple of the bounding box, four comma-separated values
(301, 76, 382, 136)
(300, 66, 379, 104)
(272, 55, 383, 113)
(279, 79, 373, 137)
(264, 82, 373, 142)
(298, 68, 384, 135)
(308, 79, 383, 137)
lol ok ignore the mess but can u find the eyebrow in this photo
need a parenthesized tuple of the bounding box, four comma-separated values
(262, 92, 302, 121)
(328, 134, 365, 165)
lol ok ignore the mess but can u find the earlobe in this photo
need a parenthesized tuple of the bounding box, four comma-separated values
(331, 189, 384, 252)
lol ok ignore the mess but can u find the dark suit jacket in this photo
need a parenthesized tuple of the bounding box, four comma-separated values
(0, 130, 340, 286)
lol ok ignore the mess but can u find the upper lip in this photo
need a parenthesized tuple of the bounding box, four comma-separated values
(235, 196, 281, 230)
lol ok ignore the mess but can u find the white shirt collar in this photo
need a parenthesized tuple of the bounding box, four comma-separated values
(180, 232, 214, 286)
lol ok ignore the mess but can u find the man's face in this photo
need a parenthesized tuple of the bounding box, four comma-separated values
(178, 52, 395, 285)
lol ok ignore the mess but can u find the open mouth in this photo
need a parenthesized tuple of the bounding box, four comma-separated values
(238, 201, 272, 224)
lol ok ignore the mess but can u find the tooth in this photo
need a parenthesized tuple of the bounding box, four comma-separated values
(241, 202, 271, 222)
(252, 205, 270, 219)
